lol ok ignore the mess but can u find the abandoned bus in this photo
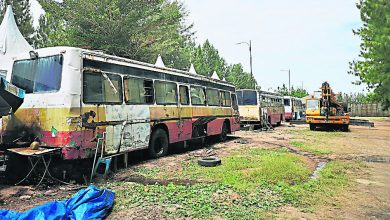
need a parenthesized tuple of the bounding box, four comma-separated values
(237, 89, 284, 127)
(284, 96, 304, 121)
(1, 47, 240, 165)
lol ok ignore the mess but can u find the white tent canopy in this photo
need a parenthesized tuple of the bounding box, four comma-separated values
(189, 64, 197, 74)
(0, 5, 33, 76)
(154, 55, 165, 68)
(211, 71, 220, 80)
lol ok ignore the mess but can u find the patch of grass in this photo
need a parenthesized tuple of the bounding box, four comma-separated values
(181, 148, 311, 191)
(105, 148, 362, 218)
(290, 141, 332, 155)
(134, 167, 161, 178)
(275, 160, 361, 209)
(105, 182, 280, 219)
(289, 128, 345, 138)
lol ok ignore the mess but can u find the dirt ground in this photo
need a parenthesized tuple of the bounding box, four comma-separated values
(0, 118, 389, 219)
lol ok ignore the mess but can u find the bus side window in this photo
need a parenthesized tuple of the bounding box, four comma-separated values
(179, 85, 189, 105)
(219, 91, 225, 106)
(191, 86, 206, 105)
(83, 71, 122, 104)
(206, 89, 220, 106)
(224, 92, 232, 107)
(231, 93, 238, 110)
(124, 77, 154, 104)
(155, 81, 178, 105)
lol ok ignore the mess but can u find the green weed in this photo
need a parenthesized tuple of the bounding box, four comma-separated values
(290, 141, 332, 155)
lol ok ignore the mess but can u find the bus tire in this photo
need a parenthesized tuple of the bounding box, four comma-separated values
(148, 128, 169, 159)
(198, 157, 221, 167)
(309, 124, 315, 131)
(218, 122, 229, 142)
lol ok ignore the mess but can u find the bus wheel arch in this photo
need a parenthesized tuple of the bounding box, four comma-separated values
(219, 120, 230, 142)
(149, 124, 169, 158)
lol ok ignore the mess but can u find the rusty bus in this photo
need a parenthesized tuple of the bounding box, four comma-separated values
(236, 89, 284, 128)
(0, 47, 240, 180)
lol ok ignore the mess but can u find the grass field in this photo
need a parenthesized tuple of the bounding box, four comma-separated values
(105, 146, 362, 219)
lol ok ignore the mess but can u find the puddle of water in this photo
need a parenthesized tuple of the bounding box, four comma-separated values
(310, 162, 327, 180)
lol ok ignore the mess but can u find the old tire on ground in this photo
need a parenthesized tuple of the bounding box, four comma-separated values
(309, 124, 315, 131)
(218, 121, 229, 142)
(148, 128, 169, 159)
(198, 157, 221, 167)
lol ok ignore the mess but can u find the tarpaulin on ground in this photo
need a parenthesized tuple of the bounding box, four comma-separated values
(0, 185, 115, 220)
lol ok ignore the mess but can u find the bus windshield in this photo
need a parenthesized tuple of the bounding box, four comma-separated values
(11, 55, 63, 93)
(242, 90, 257, 105)
(306, 99, 319, 110)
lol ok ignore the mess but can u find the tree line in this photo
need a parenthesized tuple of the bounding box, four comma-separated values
(350, 0, 390, 109)
(0, 0, 257, 89)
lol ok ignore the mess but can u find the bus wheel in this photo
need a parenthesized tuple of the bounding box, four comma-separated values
(218, 122, 228, 142)
(309, 124, 315, 131)
(149, 129, 169, 159)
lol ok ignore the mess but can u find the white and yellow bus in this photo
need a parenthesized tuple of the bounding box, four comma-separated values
(237, 89, 284, 127)
(1, 47, 240, 163)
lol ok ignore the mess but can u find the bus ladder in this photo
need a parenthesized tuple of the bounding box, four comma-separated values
(261, 115, 274, 131)
(90, 132, 112, 181)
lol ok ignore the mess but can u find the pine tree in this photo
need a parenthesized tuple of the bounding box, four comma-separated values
(0, 0, 35, 45)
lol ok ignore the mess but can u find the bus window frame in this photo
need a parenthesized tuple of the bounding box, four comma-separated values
(206, 88, 220, 106)
(178, 84, 190, 106)
(154, 80, 178, 105)
(82, 70, 123, 105)
(123, 75, 155, 105)
(190, 85, 207, 106)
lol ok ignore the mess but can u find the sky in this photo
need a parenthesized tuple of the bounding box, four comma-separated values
(30, 0, 365, 94)
(182, 0, 365, 94)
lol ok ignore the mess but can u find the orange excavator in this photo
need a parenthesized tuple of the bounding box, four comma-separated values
(305, 82, 349, 131)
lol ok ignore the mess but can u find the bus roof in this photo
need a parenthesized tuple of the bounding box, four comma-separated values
(22, 46, 235, 89)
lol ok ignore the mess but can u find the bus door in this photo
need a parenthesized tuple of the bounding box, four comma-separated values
(115, 76, 153, 152)
(178, 85, 192, 141)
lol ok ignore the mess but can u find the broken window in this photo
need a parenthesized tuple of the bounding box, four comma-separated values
(155, 81, 177, 105)
(124, 77, 154, 104)
(12, 55, 63, 93)
(191, 86, 206, 105)
(179, 85, 189, 105)
(206, 89, 219, 106)
(219, 91, 232, 107)
(83, 71, 122, 104)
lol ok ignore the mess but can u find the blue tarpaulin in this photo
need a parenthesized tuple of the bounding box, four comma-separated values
(0, 185, 115, 220)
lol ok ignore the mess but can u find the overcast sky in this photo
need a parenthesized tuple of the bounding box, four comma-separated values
(30, 0, 365, 94)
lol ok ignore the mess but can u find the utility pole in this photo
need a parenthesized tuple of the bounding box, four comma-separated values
(237, 40, 255, 88)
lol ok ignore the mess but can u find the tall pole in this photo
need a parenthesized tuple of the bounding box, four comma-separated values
(249, 40, 253, 77)
(237, 40, 255, 89)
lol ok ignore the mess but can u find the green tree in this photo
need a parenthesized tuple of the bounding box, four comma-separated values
(191, 40, 227, 78)
(350, 0, 390, 109)
(226, 64, 256, 89)
(275, 84, 289, 96)
(0, 0, 35, 44)
(37, 0, 194, 68)
(275, 85, 308, 98)
(290, 87, 309, 98)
